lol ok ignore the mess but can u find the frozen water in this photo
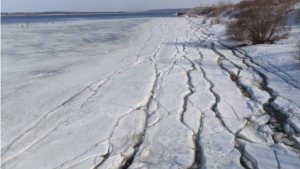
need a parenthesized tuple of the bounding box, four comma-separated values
(221, 59, 239, 76)
(1, 17, 160, 169)
(199, 116, 243, 169)
(238, 69, 270, 104)
(2, 12, 300, 169)
(236, 139, 278, 169)
(98, 110, 146, 168)
(272, 143, 300, 169)
(237, 123, 274, 146)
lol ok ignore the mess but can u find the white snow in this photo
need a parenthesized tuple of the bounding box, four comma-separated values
(237, 124, 274, 146)
(183, 102, 202, 134)
(236, 139, 278, 169)
(199, 116, 243, 169)
(238, 69, 270, 104)
(272, 96, 300, 118)
(99, 110, 146, 169)
(2, 6, 300, 168)
(249, 114, 271, 126)
(272, 96, 300, 135)
(258, 124, 273, 135)
(129, 114, 195, 169)
(221, 59, 239, 76)
(272, 143, 300, 169)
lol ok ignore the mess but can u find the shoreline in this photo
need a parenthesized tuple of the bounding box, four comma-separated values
(1, 12, 129, 17)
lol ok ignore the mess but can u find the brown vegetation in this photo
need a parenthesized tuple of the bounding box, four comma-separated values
(210, 20, 214, 27)
(226, 0, 291, 44)
(236, 0, 279, 9)
(294, 38, 300, 65)
(192, 0, 294, 44)
(296, 8, 300, 23)
(195, 1, 234, 17)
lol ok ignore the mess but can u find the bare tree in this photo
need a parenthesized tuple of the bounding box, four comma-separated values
(195, 0, 234, 17)
(227, 3, 290, 44)
(294, 38, 300, 66)
(226, 20, 248, 41)
(296, 8, 300, 23)
(210, 19, 214, 27)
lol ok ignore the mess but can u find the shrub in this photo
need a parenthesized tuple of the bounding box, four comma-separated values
(196, 0, 234, 17)
(215, 0, 234, 15)
(237, 0, 279, 9)
(294, 39, 300, 65)
(296, 8, 300, 23)
(215, 17, 221, 24)
(226, 4, 290, 44)
(210, 20, 214, 26)
(226, 20, 248, 41)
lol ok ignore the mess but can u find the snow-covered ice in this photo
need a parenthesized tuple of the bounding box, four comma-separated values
(272, 143, 300, 169)
(236, 139, 278, 169)
(2, 11, 300, 169)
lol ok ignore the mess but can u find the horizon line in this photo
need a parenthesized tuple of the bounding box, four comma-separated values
(1, 8, 192, 14)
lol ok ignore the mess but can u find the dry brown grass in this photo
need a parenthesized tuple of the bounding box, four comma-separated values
(196, 0, 234, 17)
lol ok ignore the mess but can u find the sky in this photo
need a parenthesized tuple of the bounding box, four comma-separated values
(2, 0, 242, 13)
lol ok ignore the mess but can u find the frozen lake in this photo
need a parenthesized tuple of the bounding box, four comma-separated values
(2, 14, 300, 169)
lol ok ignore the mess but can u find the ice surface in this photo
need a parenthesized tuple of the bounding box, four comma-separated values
(199, 46, 256, 133)
(199, 116, 243, 169)
(187, 9, 300, 168)
(213, 42, 248, 70)
(2, 60, 155, 169)
(2, 11, 300, 169)
(98, 110, 146, 168)
(1, 18, 160, 169)
(244, 57, 300, 108)
(1, 18, 153, 150)
(157, 65, 188, 112)
(291, 135, 300, 149)
(272, 96, 300, 118)
(258, 124, 273, 135)
(236, 139, 278, 169)
(271, 96, 300, 134)
(187, 57, 216, 112)
(272, 143, 300, 169)
(129, 114, 195, 169)
(183, 102, 202, 134)
(216, 100, 247, 131)
(238, 70, 270, 104)
(237, 124, 274, 146)
(249, 114, 271, 126)
(221, 59, 239, 76)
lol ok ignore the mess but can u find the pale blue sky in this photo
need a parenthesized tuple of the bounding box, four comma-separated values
(2, 0, 242, 12)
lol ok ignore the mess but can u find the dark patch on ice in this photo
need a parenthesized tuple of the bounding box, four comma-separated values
(240, 157, 251, 169)
(93, 153, 110, 169)
(122, 154, 135, 169)
(228, 71, 252, 99)
(263, 100, 287, 134)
